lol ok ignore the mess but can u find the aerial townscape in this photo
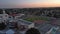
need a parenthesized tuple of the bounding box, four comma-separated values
(0, 7, 60, 34)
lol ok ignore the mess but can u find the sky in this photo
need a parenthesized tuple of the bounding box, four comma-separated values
(0, 0, 60, 8)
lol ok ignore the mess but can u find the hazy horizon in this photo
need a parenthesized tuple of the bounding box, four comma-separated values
(0, 0, 60, 8)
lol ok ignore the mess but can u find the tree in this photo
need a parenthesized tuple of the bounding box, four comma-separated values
(25, 28, 41, 34)
(0, 23, 6, 30)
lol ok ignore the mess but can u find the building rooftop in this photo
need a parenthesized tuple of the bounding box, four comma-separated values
(18, 19, 33, 25)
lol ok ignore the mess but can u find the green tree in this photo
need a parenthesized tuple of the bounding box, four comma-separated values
(0, 23, 6, 30)
(25, 28, 41, 34)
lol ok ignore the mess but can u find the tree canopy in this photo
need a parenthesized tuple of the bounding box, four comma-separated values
(25, 28, 41, 34)
(0, 23, 6, 30)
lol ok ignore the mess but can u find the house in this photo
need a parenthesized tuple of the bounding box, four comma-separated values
(0, 10, 9, 22)
(17, 19, 35, 29)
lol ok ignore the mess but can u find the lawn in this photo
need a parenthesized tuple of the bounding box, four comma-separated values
(24, 16, 50, 22)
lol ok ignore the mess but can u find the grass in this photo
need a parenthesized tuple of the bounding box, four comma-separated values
(24, 16, 49, 22)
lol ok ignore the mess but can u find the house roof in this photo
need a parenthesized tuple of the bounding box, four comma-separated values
(18, 19, 33, 25)
(33, 20, 46, 24)
(51, 19, 60, 26)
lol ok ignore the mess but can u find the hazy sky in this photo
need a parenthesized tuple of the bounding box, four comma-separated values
(0, 0, 60, 8)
